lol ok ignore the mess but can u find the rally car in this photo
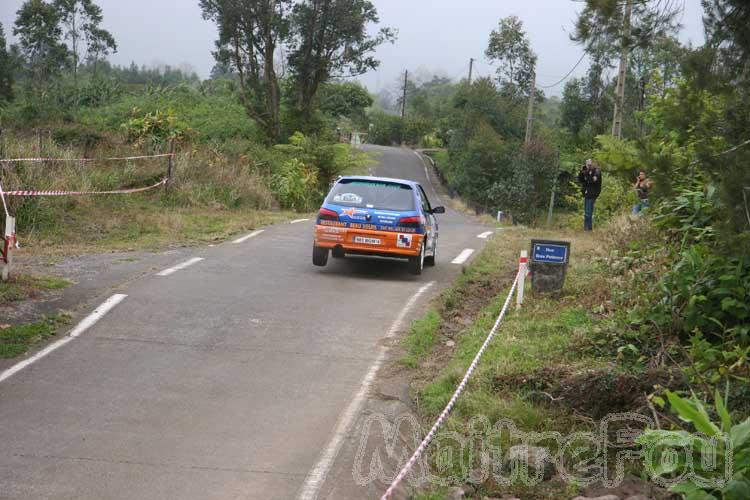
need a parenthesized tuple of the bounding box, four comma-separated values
(312, 176, 445, 275)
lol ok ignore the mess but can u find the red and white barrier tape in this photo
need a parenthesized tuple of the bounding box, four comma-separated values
(382, 270, 521, 499)
(0, 153, 174, 163)
(3, 178, 168, 197)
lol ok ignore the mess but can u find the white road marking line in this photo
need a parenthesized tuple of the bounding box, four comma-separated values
(451, 248, 475, 265)
(477, 231, 494, 239)
(412, 150, 445, 206)
(0, 294, 127, 384)
(156, 257, 204, 277)
(290, 218, 310, 224)
(232, 229, 264, 244)
(296, 281, 436, 500)
(413, 150, 431, 184)
(69, 294, 128, 337)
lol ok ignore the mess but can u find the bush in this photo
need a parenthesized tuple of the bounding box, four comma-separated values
(77, 84, 258, 144)
(271, 158, 319, 211)
(445, 124, 558, 222)
(122, 108, 190, 147)
(274, 132, 364, 188)
(52, 126, 106, 150)
(367, 110, 402, 145)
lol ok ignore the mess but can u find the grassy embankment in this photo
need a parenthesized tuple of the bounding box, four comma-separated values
(1, 83, 370, 255)
(0, 132, 341, 255)
(401, 218, 663, 499)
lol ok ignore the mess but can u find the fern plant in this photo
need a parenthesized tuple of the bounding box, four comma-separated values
(637, 390, 750, 499)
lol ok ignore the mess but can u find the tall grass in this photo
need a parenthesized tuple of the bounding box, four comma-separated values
(0, 130, 283, 250)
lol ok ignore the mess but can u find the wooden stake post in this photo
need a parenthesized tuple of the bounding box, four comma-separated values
(2, 215, 16, 281)
(165, 139, 175, 191)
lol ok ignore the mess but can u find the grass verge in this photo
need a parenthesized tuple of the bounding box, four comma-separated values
(0, 314, 71, 358)
(15, 195, 301, 255)
(0, 274, 72, 306)
(402, 226, 634, 499)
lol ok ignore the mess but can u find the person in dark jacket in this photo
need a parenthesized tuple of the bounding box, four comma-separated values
(577, 159, 602, 231)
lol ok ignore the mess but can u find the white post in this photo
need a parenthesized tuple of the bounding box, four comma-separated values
(2, 215, 16, 281)
(516, 250, 528, 309)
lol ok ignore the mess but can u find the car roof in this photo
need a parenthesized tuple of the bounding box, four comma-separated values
(336, 176, 421, 189)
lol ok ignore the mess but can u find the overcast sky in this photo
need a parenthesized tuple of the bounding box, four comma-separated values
(0, 0, 706, 96)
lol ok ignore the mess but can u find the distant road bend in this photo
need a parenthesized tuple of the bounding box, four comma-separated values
(0, 145, 490, 500)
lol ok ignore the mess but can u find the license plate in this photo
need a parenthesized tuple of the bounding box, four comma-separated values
(354, 236, 381, 245)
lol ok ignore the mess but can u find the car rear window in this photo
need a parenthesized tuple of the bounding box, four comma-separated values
(327, 180, 415, 211)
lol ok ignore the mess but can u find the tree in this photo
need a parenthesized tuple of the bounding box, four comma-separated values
(200, 0, 290, 143)
(54, 0, 116, 88)
(703, 0, 750, 75)
(485, 16, 536, 96)
(13, 0, 69, 87)
(0, 22, 14, 102)
(572, 0, 681, 137)
(560, 79, 588, 138)
(318, 81, 373, 124)
(287, 0, 395, 129)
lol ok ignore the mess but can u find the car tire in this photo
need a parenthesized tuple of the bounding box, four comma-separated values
(424, 239, 437, 267)
(313, 246, 329, 267)
(331, 246, 345, 259)
(408, 242, 425, 275)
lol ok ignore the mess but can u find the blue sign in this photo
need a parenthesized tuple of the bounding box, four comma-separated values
(532, 243, 568, 264)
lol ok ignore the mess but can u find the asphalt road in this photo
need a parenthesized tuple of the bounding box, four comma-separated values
(0, 145, 489, 500)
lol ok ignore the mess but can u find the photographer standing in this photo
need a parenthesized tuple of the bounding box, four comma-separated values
(632, 170, 653, 215)
(577, 159, 602, 231)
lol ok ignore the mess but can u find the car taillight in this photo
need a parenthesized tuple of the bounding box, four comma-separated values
(398, 216, 423, 228)
(319, 208, 339, 221)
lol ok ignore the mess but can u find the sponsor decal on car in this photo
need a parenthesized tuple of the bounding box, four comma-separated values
(332, 193, 363, 204)
(318, 219, 418, 233)
(397, 234, 413, 249)
(340, 208, 368, 221)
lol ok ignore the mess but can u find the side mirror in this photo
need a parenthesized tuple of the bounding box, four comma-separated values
(431, 206, 445, 214)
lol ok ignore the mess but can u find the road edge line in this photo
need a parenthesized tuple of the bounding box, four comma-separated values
(451, 248, 475, 265)
(232, 229, 265, 244)
(156, 257, 204, 276)
(295, 281, 436, 500)
(0, 293, 128, 384)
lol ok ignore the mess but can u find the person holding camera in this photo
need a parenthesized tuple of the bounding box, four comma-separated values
(577, 159, 602, 231)
(632, 170, 653, 215)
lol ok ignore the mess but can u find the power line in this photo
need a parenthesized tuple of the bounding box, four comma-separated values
(538, 52, 587, 89)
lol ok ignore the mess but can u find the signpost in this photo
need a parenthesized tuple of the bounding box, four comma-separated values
(529, 239, 570, 296)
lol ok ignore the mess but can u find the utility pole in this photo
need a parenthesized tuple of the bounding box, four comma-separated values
(468, 58, 475, 84)
(612, 0, 633, 139)
(401, 70, 408, 121)
(525, 70, 537, 147)
(401, 70, 408, 145)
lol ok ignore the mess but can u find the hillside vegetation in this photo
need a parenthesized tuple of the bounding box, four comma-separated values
(0, 0, 383, 252)
(378, 2, 750, 499)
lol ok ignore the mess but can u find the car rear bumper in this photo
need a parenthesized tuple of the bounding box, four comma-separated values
(314, 224, 423, 257)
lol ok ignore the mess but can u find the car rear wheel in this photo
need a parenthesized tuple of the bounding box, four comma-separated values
(313, 246, 329, 267)
(331, 246, 345, 259)
(408, 242, 425, 275)
(424, 239, 437, 267)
